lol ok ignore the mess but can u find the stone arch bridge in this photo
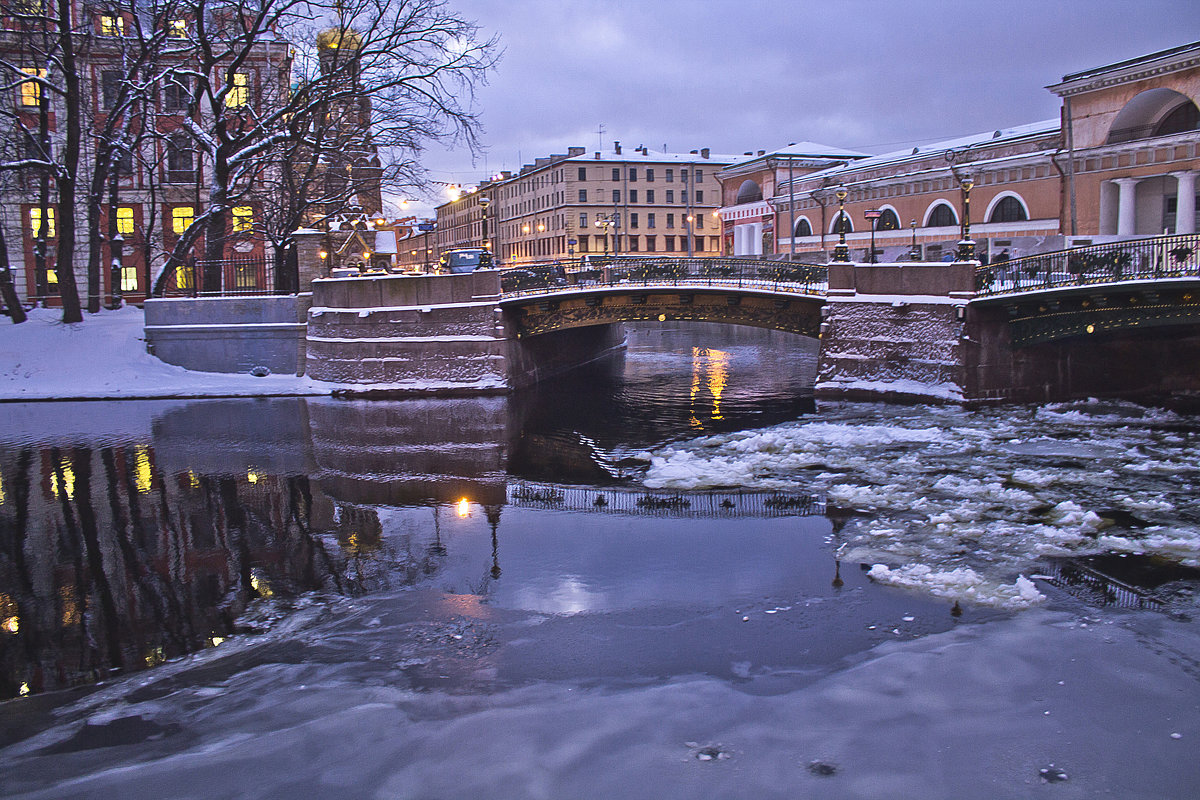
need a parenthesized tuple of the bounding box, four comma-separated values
(304, 233, 1200, 404)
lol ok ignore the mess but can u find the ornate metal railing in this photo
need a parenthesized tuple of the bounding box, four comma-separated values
(499, 257, 828, 299)
(975, 233, 1200, 298)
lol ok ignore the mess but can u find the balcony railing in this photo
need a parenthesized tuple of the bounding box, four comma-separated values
(975, 233, 1200, 298)
(499, 256, 827, 298)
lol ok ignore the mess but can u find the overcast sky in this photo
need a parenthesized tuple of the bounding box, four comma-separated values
(406, 0, 1200, 213)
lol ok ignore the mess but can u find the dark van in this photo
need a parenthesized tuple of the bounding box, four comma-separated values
(438, 248, 494, 274)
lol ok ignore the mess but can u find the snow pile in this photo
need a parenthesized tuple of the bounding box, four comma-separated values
(866, 564, 1045, 609)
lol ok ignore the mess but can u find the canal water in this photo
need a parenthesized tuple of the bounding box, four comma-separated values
(2, 323, 1199, 799)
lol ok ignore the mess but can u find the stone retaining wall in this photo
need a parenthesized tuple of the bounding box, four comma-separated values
(144, 295, 309, 376)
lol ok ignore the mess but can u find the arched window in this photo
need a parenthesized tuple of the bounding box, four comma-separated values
(736, 179, 763, 204)
(793, 217, 812, 237)
(989, 195, 1028, 223)
(1155, 101, 1200, 137)
(831, 211, 852, 234)
(877, 208, 900, 231)
(928, 203, 957, 228)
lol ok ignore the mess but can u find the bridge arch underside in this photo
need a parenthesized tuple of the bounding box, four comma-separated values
(502, 288, 825, 339)
(969, 283, 1200, 403)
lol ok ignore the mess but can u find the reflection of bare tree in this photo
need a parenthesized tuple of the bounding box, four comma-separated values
(0, 443, 368, 700)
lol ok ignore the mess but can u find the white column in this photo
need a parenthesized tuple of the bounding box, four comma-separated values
(1115, 177, 1141, 236)
(1172, 171, 1197, 235)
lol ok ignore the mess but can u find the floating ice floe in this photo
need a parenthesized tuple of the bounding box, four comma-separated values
(867, 564, 1045, 610)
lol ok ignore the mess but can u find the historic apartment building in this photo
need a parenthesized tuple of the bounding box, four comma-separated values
(0, 3, 292, 305)
(436, 143, 742, 266)
(719, 40, 1200, 264)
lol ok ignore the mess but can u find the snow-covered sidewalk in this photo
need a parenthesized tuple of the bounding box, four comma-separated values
(0, 306, 332, 401)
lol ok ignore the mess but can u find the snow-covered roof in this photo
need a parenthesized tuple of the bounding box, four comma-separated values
(374, 230, 397, 255)
(725, 141, 871, 169)
(800, 119, 1062, 182)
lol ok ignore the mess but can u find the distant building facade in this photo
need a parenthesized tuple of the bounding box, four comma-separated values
(436, 143, 741, 266)
(718, 40, 1200, 263)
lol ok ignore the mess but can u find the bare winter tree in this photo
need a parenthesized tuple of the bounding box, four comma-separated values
(0, 0, 87, 322)
(151, 0, 497, 295)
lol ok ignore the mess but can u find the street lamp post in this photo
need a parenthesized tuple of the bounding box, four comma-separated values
(595, 216, 612, 261)
(909, 219, 921, 261)
(479, 195, 491, 266)
(864, 208, 882, 264)
(957, 175, 976, 262)
(832, 186, 850, 262)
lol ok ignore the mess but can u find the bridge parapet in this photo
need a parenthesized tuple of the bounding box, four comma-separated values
(499, 257, 826, 298)
(975, 232, 1200, 299)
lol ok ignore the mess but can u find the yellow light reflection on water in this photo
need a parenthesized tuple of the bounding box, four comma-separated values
(134, 446, 153, 494)
(0, 471, 5, 504)
(707, 348, 729, 420)
(60, 586, 80, 627)
(247, 469, 259, 484)
(689, 347, 731, 425)
(50, 457, 74, 499)
(1, 593, 18, 634)
(456, 498, 470, 517)
(250, 568, 273, 597)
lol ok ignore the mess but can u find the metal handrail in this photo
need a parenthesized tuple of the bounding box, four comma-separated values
(498, 256, 828, 299)
(975, 233, 1200, 298)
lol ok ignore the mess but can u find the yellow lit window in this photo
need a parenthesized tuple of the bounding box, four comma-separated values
(225, 72, 249, 107)
(46, 268, 57, 285)
(20, 68, 45, 107)
(174, 263, 192, 289)
(100, 15, 124, 36)
(171, 205, 193, 235)
(30, 207, 55, 238)
(232, 206, 253, 232)
(120, 265, 138, 292)
(168, 19, 187, 38)
(116, 207, 134, 236)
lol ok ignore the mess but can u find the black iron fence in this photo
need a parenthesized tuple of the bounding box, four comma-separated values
(161, 256, 288, 297)
(499, 256, 828, 298)
(975, 233, 1200, 297)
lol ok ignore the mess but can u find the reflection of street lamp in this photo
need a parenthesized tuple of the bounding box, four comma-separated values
(832, 186, 850, 262)
(864, 208, 882, 263)
(957, 175, 976, 262)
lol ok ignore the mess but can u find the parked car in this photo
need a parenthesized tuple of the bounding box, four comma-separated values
(438, 248, 494, 274)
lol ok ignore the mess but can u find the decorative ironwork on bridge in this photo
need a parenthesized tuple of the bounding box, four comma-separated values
(972, 233, 1200, 346)
(498, 257, 828, 338)
(507, 482, 825, 518)
(974, 233, 1200, 298)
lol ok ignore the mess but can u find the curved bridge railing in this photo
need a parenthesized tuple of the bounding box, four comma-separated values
(974, 233, 1200, 299)
(499, 257, 827, 300)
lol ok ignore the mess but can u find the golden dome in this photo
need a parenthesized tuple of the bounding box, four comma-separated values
(316, 28, 363, 51)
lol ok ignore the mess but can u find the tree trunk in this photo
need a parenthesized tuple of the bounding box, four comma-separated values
(54, 0, 83, 323)
(0, 225, 28, 323)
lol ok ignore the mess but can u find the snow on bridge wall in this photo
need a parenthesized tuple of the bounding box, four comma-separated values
(815, 261, 975, 403)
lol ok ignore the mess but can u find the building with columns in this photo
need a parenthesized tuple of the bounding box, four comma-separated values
(718, 40, 1200, 263)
